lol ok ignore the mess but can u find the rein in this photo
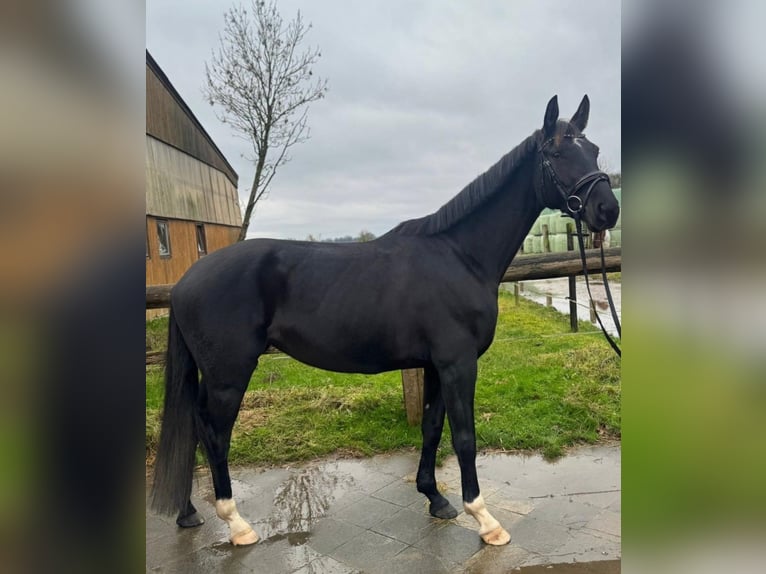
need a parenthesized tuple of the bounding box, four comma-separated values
(573, 216, 622, 357)
(536, 138, 622, 357)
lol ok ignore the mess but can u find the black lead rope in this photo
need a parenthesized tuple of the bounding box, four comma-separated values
(573, 216, 622, 357)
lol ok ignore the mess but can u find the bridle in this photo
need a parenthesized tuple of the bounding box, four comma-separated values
(535, 134, 622, 357)
(535, 135, 611, 216)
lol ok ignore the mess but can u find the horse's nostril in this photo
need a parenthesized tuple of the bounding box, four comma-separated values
(598, 202, 619, 221)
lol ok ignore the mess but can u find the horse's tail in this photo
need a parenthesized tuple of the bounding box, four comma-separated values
(151, 308, 199, 516)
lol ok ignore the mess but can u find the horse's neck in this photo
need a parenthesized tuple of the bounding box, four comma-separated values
(444, 166, 541, 285)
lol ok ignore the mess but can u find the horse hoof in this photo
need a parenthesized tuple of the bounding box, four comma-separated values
(481, 526, 511, 546)
(231, 527, 259, 546)
(430, 501, 458, 520)
(176, 512, 205, 528)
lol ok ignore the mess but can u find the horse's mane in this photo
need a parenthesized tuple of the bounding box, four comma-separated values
(390, 131, 541, 236)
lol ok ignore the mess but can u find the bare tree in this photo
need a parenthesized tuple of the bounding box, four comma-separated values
(204, 0, 327, 241)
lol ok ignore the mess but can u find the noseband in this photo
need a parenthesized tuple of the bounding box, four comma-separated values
(536, 136, 610, 215)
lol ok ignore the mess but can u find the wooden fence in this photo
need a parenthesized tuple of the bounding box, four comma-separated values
(147, 247, 620, 425)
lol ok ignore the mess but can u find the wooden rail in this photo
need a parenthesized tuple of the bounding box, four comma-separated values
(501, 247, 620, 282)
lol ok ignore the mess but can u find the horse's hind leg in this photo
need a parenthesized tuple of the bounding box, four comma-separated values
(196, 347, 264, 546)
(416, 364, 458, 519)
(176, 499, 204, 528)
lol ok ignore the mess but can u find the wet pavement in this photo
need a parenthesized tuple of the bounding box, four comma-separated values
(146, 444, 620, 573)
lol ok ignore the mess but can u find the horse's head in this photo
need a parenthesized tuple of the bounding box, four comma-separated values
(535, 95, 619, 232)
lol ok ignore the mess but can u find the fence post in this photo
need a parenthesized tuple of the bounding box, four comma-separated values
(514, 282, 519, 305)
(566, 222, 578, 333)
(542, 224, 550, 253)
(401, 369, 424, 426)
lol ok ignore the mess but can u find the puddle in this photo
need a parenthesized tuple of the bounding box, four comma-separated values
(263, 531, 311, 546)
(269, 465, 355, 533)
(511, 560, 620, 573)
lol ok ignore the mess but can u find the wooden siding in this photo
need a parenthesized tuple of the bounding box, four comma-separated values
(146, 216, 240, 286)
(146, 53, 238, 186)
(146, 135, 242, 227)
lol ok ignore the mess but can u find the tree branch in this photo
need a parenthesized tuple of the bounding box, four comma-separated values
(203, 0, 327, 241)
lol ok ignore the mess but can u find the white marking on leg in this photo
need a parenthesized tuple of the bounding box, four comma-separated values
(464, 495, 500, 535)
(464, 494, 511, 545)
(215, 499, 259, 545)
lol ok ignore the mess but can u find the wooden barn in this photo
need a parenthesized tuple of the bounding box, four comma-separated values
(145, 51, 242, 288)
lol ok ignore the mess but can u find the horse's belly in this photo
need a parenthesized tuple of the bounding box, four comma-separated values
(268, 314, 421, 374)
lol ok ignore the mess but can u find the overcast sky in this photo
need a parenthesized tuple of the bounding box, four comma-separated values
(147, 0, 620, 240)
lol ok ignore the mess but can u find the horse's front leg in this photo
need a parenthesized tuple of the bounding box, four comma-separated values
(439, 356, 511, 546)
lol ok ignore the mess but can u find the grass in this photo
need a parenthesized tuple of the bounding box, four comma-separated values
(146, 292, 620, 466)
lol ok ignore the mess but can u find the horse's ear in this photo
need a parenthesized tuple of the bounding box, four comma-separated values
(571, 94, 590, 131)
(543, 95, 559, 137)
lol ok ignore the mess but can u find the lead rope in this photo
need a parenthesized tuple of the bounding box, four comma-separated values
(573, 216, 621, 357)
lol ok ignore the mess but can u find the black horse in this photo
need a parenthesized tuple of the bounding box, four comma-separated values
(151, 95, 620, 546)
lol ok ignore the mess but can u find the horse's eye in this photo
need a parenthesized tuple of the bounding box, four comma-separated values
(553, 152, 561, 158)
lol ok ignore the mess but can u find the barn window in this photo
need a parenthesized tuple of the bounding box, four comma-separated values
(157, 220, 171, 258)
(196, 223, 207, 256)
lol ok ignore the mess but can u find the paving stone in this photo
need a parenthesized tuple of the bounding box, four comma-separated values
(370, 479, 424, 507)
(530, 496, 604, 529)
(379, 546, 452, 574)
(508, 516, 573, 556)
(460, 544, 534, 574)
(366, 451, 418, 478)
(293, 555, 363, 574)
(484, 490, 535, 516)
(326, 483, 368, 513)
(332, 496, 403, 530)
(306, 518, 365, 555)
(149, 543, 252, 573)
(566, 490, 621, 512)
(323, 459, 399, 494)
(236, 534, 321, 573)
(584, 509, 621, 538)
(413, 522, 484, 567)
(542, 527, 620, 564)
(370, 507, 441, 545)
(330, 530, 408, 572)
(146, 514, 174, 541)
(146, 519, 229, 570)
(474, 452, 547, 484)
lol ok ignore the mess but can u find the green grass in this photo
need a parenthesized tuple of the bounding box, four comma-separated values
(146, 293, 620, 466)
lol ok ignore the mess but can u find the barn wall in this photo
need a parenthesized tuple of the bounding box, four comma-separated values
(146, 216, 240, 286)
(146, 55, 238, 186)
(146, 135, 242, 227)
